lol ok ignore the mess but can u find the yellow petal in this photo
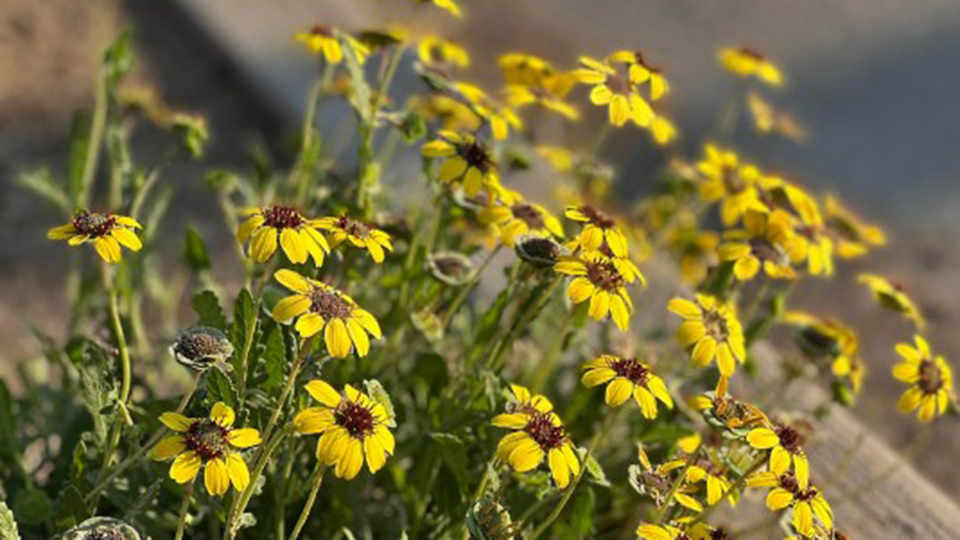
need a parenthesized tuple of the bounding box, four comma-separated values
(204, 458, 230, 496)
(170, 451, 202, 484)
(295, 312, 325, 337)
(747, 428, 779, 449)
(250, 227, 278, 263)
(491, 413, 529, 429)
(364, 435, 388, 474)
(691, 337, 717, 367)
(160, 412, 194, 432)
(336, 437, 364, 480)
(633, 386, 657, 419)
(766, 487, 794, 510)
(667, 298, 701, 319)
(228, 428, 262, 448)
(151, 435, 186, 461)
(294, 408, 336, 434)
(548, 448, 571, 489)
(111, 227, 142, 251)
(226, 453, 251, 492)
(581, 368, 617, 387)
(275, 269, 313, 294)
(94, 236, 122, 263)
(325, 318, 352, 358)
(210, 402, 235, 427)
(280, 228, 308, 264)
(273, 295, 311, 323)
(605, 377, 633, 407)
(346, 318, 371, 357)
(305, 380, 342, 407)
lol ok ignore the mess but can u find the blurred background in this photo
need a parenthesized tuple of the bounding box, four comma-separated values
(3, 0, 960, 525)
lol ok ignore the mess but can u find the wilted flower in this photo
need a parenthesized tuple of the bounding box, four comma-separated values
(293, 380, 395, 479)
(465, 498, 518, 540)
(171, 326, 234, 373)
(151, 402, 261, 496)
(48, 211, 143, 263)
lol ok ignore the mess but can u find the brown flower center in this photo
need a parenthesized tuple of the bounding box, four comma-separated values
(335, 401, 376, 439)
(610, 358, 649, 385)
(337, 216, 371, 239)
(750, 238, 789, 266)
(84, 531, 125, 540)
(702, 309, 730, 342)
(604, 72, 630, 95)
(579, 206, 615, 229)
(776, 425, 803, 454)
(72, 212, 117, 237)
(524, 413, 567, 451)
(510, 203, 546, 229)
(460, 141, 494, 173)
(309, 24, 332, 37)
(585, 260, 625, 291)
(263, 206, 304, 229)
(919, 359, 944, 394)
(184, 419, 229, 460)
(310, 288, 353, 320)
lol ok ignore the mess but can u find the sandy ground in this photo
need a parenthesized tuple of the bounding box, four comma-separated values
(2, 0, 960, 517)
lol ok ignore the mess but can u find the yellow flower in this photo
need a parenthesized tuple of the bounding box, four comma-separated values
(637, 522, 719, 540)
(479, 197, 563, 247)
(535, 145, 575, 173)
(564, 205, 629, 256)
(607, 50, 669, 100)
(415, 0, 462, 18)
(661, 455, 732, 507)
(581, 355, 673, 418)
(271, 270, 382, 358)
(669, 294, 746, 377)
(293, 380, 395, 479)
(236, 206, 330, 266)
(151, 402, 261, 496)
(555, 254, 634, 330)
(746, 423, 810, 490)
(858, 274, 924, 329)
(719, 47, 784, 86)
(503, 69, 580, 121)
(47, 211, 142, 263)
(782, 311, 864, 394)
(719, 210, 802, 281)
(893, 335, 954, 422)
(499, 53, 554, 87)
(823, 194, 885, 258)
(455, 83, 523, 140)
(649, 114, 678, 145)
(492, 385, 580, 489)
(313, 215, 393, 263)
(422, 131, 502, 198)
(747, 470, 833, 537)
(417, 35, 469, 69)
(575, 56, 653, 127)
(696, 144, 768, 226)
(295, 25, 369, 64)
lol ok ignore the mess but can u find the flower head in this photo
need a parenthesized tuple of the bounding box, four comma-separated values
(295, 25, 369, 64)
(151, 402, 261, 496)
(417, 35, 469, 69)
(747, 423, 810, 490)
(719, 210, 802, 281)
(480, 197, 563, 247)
(783, 311, 864, 395)
(313, 215, 393, 263)
(669, 295, 746, 377)
(492, 385, 580, 489)
(294, 380, 395, 479)
(555, 254, 635, 330)
(501, 55, 579, 121)
(454, 83, 523, 141)
(637, 522, 722, 540)
(48, 211, 142, 263)
(696, 144, 768, 226)
(747, 470, 833, 537)
(858, 274, 924, 329)
(415, 0, 462, 18)
(575, 56, 653, 127)
(171, 326, 234, 373)
(272, 270, 382, 357)
(581, 355, 673, 418)
(237, 206, 330, 265)
(564, 204, 629, 256)
(893, 335, 954, 422)
(719, 47, 784, 86)
(422, 131, 502, 198)
(607, 50, 669, 100)
(823, 194, 885, 258)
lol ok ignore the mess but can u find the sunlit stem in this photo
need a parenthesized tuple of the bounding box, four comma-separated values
(174, 478, 196, 540)
(290, 463, 327, 540)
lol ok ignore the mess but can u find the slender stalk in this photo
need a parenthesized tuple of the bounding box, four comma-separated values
(174, 479, 196, 540)
(294, 67, 330, 206)
(440, 245, 502, 329)
(224, 427, 292, 539)
(85, 371, 202, 503)
(652, 454, 695, 524)
(80, 72, 107, 209)
(527, 408, 617, 539)
(290, 464, 327, 540)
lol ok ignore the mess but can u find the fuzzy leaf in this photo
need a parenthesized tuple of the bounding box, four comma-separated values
(183, 227, 212, 272)
(193, 290, 227, 331)
(0, 501, 20, 540)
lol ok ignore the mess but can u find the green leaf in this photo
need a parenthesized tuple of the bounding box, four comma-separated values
(18, 168, 69, 214)
(192, 290, 227, 331)
(53, 485, 88, 532)
(67, 110, 92, 208)
(0, 381, 20, 466)
(261, 326, 286, 393)
(583, 452, 610, 487)
(65, 338, 118, 443)
(12, 488, 50, 527)
(183, 227, 212, 272)
(0, 501, 20, 540)
(430, 433, 468, 489)
(205, 368, 237, 407)
(103, 28, 136, 89)
(230, 288, 257, 374)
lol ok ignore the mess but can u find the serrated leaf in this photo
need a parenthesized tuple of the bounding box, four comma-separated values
(183, 227, 212, 271)
(430, 433, 468, 489)
(230, 288, 257, 374)
(65, 338, 118, 443)
(193, 290, 227, 330)
(364, 380, 396, 427)
(205, 368, 237, 407)
(0, 501, 20, 540)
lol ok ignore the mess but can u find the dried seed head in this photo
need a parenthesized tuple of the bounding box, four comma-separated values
(172, 327, 234, 373)
(427, 252, 475, 286)
(516, 234, 566, 267)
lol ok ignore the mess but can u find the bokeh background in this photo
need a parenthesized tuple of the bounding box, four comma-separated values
(3, 0, 960, 526)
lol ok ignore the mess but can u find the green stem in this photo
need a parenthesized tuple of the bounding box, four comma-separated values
(440, 245, 502, 329)
(80, 73, 108, 209)
(290, 464, 327, 540)
(174, 479, 196, 540)
(225, 428, 291, 540)
(294, 68, 329, 206)
(527, 408, 617, 539)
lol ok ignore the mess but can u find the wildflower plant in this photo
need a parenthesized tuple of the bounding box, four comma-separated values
(5, 7, 959, 540)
